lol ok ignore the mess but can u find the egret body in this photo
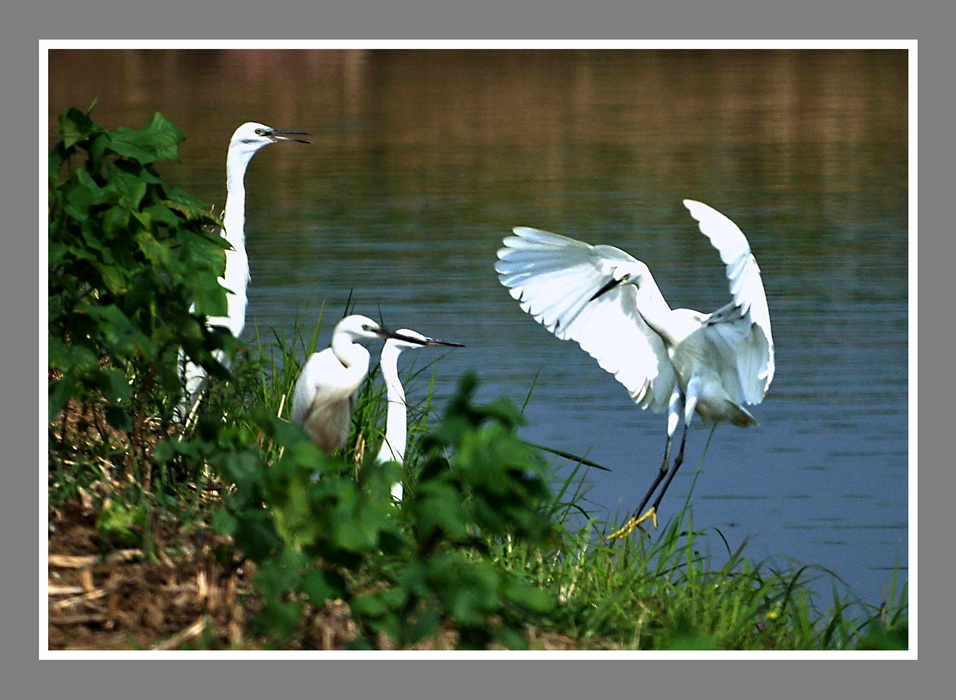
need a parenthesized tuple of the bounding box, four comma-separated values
(375, 329, 464, 501)
(291, 316, 448, 456)
(177, 122, 311, 422)
(496, 200, 774, 536)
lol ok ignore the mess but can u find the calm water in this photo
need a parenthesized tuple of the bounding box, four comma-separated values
(48, 48, 909, 610)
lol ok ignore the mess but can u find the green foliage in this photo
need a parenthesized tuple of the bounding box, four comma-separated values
(212, 374, 558, 649)
(48, 107, 230, 469)
(96, 499, 149, 549)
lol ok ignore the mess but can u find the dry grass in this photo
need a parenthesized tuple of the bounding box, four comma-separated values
(47, 500, 583, 651)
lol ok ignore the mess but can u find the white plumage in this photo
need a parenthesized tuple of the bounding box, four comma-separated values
(496, 199, 774, 535)
(177, 122, 310, 423)
(375, 329, 463, 501)
(291, 316, 459, 459)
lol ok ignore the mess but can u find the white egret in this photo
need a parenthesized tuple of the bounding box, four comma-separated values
(177, 122, 311, 423)
(291, 315, 449, 456)
(495, 200, 774, 537)
(375, 329, 464, 501)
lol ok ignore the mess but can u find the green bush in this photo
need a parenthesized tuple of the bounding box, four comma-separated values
(212, 374, 558, 650)
(48, 107, 233, 481)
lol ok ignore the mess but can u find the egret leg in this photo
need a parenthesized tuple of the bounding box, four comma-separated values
(649, 376, 702, 517)
(607, 388, 683, 540)
(650, 420, 690, 514)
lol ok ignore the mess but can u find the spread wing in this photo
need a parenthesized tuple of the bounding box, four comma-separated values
(683, 200, 775, 403)
(496, 227, 677, 412)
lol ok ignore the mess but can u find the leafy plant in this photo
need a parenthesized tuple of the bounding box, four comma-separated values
(212, 374, 558, 649)
(48, 107, 232, 486)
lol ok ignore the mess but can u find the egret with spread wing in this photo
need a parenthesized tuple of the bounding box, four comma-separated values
(177, 122, 311, 423)
(495, 200, 774, 537)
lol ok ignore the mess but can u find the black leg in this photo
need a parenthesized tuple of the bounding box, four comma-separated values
(628, 431, 673, 522)
(651, 420, 689, 513)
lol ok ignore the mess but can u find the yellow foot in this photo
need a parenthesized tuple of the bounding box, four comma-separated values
(606, 507, 658, 541)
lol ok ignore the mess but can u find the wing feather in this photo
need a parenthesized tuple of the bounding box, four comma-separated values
(683, 200, 775, 401)
(496, 227, 676, 412)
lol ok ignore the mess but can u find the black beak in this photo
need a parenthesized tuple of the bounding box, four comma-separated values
(268, 128, 312, 145)
(383, 327, 464, 348)
(589, 277, 623, 301)
(420, 338, 466, 348)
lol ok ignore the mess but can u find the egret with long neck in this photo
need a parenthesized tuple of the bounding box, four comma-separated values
(375, 329, 463, 501)
(177, 122, 311, 422)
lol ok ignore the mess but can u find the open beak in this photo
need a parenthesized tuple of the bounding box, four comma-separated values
(589, 276, 624, 301)
(267, 128, 312, 145)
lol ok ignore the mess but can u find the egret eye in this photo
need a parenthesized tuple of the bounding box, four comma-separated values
(362, 324, 375, 332)
(255, 128, 266, 136)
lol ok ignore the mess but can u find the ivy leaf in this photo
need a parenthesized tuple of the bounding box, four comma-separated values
(57, 107, 98, 149)
(108, 112, 185, 163)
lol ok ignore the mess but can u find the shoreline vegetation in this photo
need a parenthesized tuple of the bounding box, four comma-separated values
(47, 110, 907, 651)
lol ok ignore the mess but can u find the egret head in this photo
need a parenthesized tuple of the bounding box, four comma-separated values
(590, 261, 649, 301)
(229, 122, 312, 159)
(333, 316, 463, 349)
(333, 315, 393, 343)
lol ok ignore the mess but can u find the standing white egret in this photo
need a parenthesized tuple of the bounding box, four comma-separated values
(291, 315, 448, 456)
(495, 200, 774, 537)
(376, 329, 464, 501)
(177, 122, 311, 422)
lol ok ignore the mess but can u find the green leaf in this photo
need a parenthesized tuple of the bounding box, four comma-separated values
(96, 501, 147, 548)
(505, 581, 555, 614)
(108, 113, 185, 164)
(142, 202, 183, 229)
(104, 404, 131, 431)
(134, 230, 171, 269)
(351, 593, 390, 619)
(48, 338, 98, 373)
(233, 507, 280, 563)
(109, 169, 148, 209)
(93, 261, 127, 295)
(165, 186, 220, 223)
(101, 204, 132, 238)
(210, 509, 238, 538)
(255, 598, 304, 643)
(102, 368, 132, 406)
(495, 626, 529, 650)
(153, 438, 199, 463)
(58, 107, 98, 149)
(48, 371, 77, 420)
(405, 607, 442, 645)
(86, 304, 154, 356)
(414, 488, 469, 542)
(302, 568, 346, 608)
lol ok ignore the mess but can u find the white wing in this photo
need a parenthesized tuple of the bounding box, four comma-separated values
(496, 227, 677, 412)
(683, 200, 775, 402)
(291, 349, 337, 426)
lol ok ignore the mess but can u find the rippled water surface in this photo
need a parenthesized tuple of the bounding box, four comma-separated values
(49, 48, 910, 608)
